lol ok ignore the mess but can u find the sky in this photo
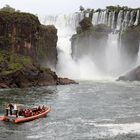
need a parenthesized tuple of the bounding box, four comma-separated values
(0, 0, 140, 15)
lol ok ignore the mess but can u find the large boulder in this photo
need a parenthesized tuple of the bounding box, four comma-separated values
(117, 65, 140, 81)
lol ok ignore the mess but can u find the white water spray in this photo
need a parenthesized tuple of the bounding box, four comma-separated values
(40, 9, 140, 80)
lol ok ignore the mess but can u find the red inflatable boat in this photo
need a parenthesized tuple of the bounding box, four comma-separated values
(0, 106, 51, 123)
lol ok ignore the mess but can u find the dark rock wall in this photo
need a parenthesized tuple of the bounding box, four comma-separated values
(71, 21, 110, 70)
(0, 11, 58, 68)
(120, 26, 140, 67)
(117, 65, 140, 81)
(36, 25, 58, 68)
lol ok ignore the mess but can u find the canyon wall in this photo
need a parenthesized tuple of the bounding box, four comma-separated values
(0, 11, 57, 68)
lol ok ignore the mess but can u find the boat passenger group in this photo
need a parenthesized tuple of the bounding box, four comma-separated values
(5, 103, 47, 118)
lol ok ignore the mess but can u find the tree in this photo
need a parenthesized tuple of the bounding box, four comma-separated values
(0, 5, 16, 12)
(79, 6, 85, 12)
(79, 17, 93, 31)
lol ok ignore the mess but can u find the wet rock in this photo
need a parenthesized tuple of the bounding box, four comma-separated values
(0, 66, 77, 88)
(117, 66, 140, 81)
(120, 26, 140, 62)
(57, 78, 78, 85)
(0, 83, 9, 88)
(79, 17, 93, 32)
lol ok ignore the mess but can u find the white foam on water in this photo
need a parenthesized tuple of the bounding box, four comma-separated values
(94, 123, 140, 138)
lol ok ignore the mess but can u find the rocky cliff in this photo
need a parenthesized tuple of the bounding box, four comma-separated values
(0, 11, 57, 68)
(71, 17, 111, 70)
(120, 26, 140, 65)
(0, 11, 76, 88)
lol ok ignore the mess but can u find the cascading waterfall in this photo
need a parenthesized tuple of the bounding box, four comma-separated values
(134, 10, 140, 26)
(116, 10, 123, 31)
(106, 33, 120, 76)
(40, 8, 140, 80)
(129, 11, 135, 26)
(92, 12, 99, 25)
(137, 43, 140, 66)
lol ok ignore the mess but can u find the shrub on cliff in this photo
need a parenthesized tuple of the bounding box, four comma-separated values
(0, 51, 32, 75)
(79, 17, 93, 32)
(0, 5, 16, 13)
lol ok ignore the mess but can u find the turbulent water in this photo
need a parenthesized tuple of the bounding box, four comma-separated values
(1, 81, 140, 140)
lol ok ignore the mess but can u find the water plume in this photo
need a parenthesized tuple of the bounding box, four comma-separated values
(40, 9, 140, 80)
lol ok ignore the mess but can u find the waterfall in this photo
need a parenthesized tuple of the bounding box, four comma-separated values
(92, 12, 99, 25)
(137, 43, 140, 66)
(122, 11, 130, 30)
(108, 12, 112, 27)
(116, 10, 123, 31)
(39, 8, 140, 80)
(111, 11, 115, 29)
(134, 10, 140, 26)
(129, 11, 135, 26)
(40, 13, 109, 80)
(106, 33, 120, 75)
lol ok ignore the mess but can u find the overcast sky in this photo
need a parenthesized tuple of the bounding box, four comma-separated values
(0, 0, 140, 15)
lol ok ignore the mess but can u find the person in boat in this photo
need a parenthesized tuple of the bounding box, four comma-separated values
(5, 103, 14, 116)
(13, 104, 18, 117)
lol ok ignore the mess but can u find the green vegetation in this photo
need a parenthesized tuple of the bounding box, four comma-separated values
(106, 5, 140, 13)
(0, 36, 12, 49)
(0, 11, 40, 28)
(0, 4, 18, 13)
(0, 51, 32, 75)
(0, 10, 41, 53)
(79, 6, 85, 12)
(79, 17, 93, 31)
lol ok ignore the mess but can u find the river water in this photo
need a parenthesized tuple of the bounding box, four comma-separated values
(0, 81, 140, 140)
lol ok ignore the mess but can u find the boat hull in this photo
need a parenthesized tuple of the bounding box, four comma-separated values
(0, 107, 51, 123)
(0, 116, 6, 121)
(14, 107, 51, 123)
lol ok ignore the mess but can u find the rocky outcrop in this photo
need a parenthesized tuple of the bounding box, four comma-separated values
(0, 52, 76, 88)
(120, 26, 140, 66)
(0, 11, 77, 88)
(0, 66, 77, 88)
(71, 18, 111, 70)
(117, 65, 140, 81)
(0, 11, 57, 68)
(79, 17, 93, 32)
(36, 25, 58, 68)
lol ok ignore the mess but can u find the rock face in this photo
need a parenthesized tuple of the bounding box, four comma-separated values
(0, 11, 77, 88)
(71, 18, 111, 69)
(120, 26, 140, 66)
(0, 11, 57, 68)
(79, 17, 93, 32)
(117, 66, 140, 81)
(36, 25, 58, 68)
(0, 65, 77, 88)
(0, 51, 76, 88)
